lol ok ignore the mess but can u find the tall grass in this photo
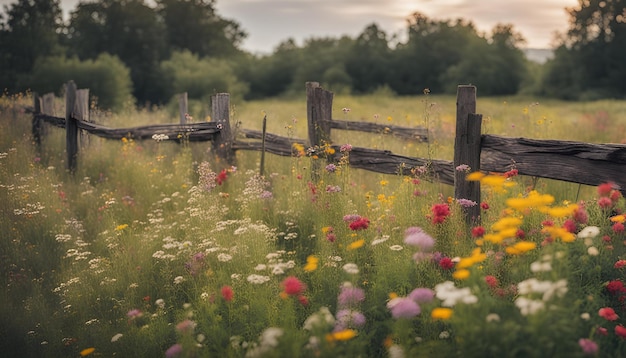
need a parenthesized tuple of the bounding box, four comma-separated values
(1, 92, 625, 357)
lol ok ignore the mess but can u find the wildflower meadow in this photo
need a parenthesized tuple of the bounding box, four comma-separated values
(1, 92, 626, 357)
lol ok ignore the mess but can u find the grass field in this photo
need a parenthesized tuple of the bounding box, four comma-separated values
(1, 91, 625, 357)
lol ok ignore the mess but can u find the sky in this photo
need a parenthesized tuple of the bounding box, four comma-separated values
(1, 0, 580, 54)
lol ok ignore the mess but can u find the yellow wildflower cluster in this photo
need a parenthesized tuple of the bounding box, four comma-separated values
(304, 255, 319, 272)
(506, 190, 555, 211)
(326, 329, 357, 342)
(347, 239, 365, 250)
(292, 143, 305, 157)
(466, 172, 515, 193)
(453, 248, 487, 280)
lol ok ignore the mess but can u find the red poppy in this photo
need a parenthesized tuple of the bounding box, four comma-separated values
(615, 325, 626, 339)
(471, 226, 485, 238)
(598, 307, 619, 321)
(282, 276, 306, 296)
(221, 285, 234, 302)
(216, 169, 228, 185)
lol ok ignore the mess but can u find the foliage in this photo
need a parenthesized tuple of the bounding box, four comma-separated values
(542, 0, 626, 99)
(23, 54, 133, 111)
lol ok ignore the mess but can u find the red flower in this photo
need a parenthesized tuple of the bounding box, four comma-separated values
(471, 226, 485, 238)
(598, 182, 614, 197)
(216, 169, 228, 185)
(542, 220, 554, 227)
(485, 275, 498, 288)
(480, 202, 490, 210)
(349, 217, 370, 231)
(598, 197, 613, 209)
(438, 257, 455, 270)
(615, 325, 626, 339)
(297, 295, 309, 306)
(612, 222, 625, 234)
(563, 219, 577, 233)
(615, 260, 626, 269)
(431, 203, 451, 224)
(606, 280, 626, 295)
(598, 307, 619, 321)
(282, 276, 306, 296)
(221, 285, 234, 302)
(596, 327, 608, 336)
(515, 229, 526, 239)
(504, 169, 518, 178)
(610, 190, 622, 203)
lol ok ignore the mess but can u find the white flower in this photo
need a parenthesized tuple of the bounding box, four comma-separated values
(515, 297, 545, 316)
(342, 263, 359, 275)
(577, 226, 600, 239)
(303, 307, 335, 330)
(389, 245, 403, 251)
(580, 312, 590, 320)
(111, 333, 123, 342)
(486, 313, 500, 322)
(173, 276, 185, 284)
(218, 253, 233, 262)
(530, 261, 552, 273)
(254, 264, 267, 271)
(388, 344, 405, 358)
(587, 246, 599, 256)
(246, 274, 270, 284)
(155, 299, 165, 309)
(434, 281, 477, 307)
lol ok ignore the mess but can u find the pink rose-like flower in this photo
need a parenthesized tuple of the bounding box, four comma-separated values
(403, 227, 435, 252)
(578, 338, 598, 355)
(615, 325, 626, 339)
(282, 276, 306, 296)
(615, 260, 626, 269)
(598, 307, 619, 321)
(409, 288, 435, 304)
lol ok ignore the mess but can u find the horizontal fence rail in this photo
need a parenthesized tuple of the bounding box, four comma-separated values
(30, 80, 626, 224)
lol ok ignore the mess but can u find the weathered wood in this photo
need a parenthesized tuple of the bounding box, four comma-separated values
(481, 135, 626, 192)
(75, 89, 90, 149)
(32, 93, 43, 153)
(260, 115, 267, 177)
(238, 128, 306, 148)
(211, 93, 234, 164)
(65, 81, 78, 173)
(454, 85, 481, 224)
(331, 146, 455, 184)
(327, 119, 428, 141)
(306, 82, 333, 147)
(76, 121, 219, 141)
(178, 92, 188, 125)
(42, 93, 55, 116)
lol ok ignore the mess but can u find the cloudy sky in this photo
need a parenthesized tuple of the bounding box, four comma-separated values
(1, 0, 579, 53)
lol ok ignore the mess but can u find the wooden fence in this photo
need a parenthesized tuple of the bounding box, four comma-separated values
(31, 81, 626, 223)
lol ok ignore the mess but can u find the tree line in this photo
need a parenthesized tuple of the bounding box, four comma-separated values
(1, 0, 624, 111)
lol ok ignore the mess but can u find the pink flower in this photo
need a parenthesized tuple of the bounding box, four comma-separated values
(612, 222, 624, 234)
(403, 227, 435, 252)
(485, 275, 498, 288)
(165, 344, 183, 358)
(408, 288, 435, 304)
(282, 276, 306, 296)
(387, 297, 421, 319)
(606, 280, 626, 295)
(471, 226, 485, 238)
(598, 197, 613, 209)
(349, 217, 370, 231)
(598, 307, 619, 321)
(126, 309, 142, 320)
(221, 285, 234, 302)
(431, 204, 451, 224)
(175, 319, 196, 334)
(338, 286, 365, 308)
(578, 338, 598, 355)
(615, 325, 626, 339)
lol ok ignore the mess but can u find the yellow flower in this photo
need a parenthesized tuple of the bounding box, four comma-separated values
(431, 308, 453, 320)
(326, 329, 357, 342)
(80, 348, 96, 357)
(505, 241, 537, 255)
(388, 292, 398, 300)
(347, 239, 365, 250)
(543, 204, 578, 218)
(466, 172, 485, 181)
(304, 255, 319, 272)
(115, 224, 128, 231)
(379, 180, 389, 187)
(452, 269, 470, 280)
(321, 226, 333, 234)
(611, 215, 626, 223)
(542, 226, 576, 243)
(491, 217, 523, 232)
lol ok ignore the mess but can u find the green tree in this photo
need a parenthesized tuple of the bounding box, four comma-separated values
(65, 0, 167, 104)
(345, 24, 392, 94)
(543, 0, 626, 99)
(0, 0, 64, 92)
(156, 0, 246, 58)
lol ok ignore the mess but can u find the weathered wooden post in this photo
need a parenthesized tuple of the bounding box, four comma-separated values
(32, 93, 43, 154)
(178, 92, 188, 125)
(306, 82, 333, 148)
(454, 85, 482, 225)
(75, 88, 90, 149)
(211, 93, 234, 164)
(306, 82, 333, 179)
(65, 81, 78, 173)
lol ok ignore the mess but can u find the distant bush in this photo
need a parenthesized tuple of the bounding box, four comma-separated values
(21, 54, 134, 111)
(160, 50, 249, 103)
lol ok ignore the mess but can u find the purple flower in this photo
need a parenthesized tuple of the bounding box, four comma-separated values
(387, 297, 421, 319)
(126, 309, 142, 320)
(337, 286, 365, 308)
(165, 343, 183, 358)
(456, 198, 477, 208)
(326, 185, 341, 193)
(578, 338, 598, 355)
(259, 190, 273, 199)
(409, 288, 435, 304)
(335, 309, 366, 329)
(325, 164, 337, 173)
(403, 227, 435, 252)
(340, 144, 353, 152)
(343, 214, 361, 223)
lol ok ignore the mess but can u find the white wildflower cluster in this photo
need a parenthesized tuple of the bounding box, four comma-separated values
(371, 235, 390, 246)
(342, 263, 359, 275)
(246, 274, 271, 284)
(434, 281, 478, 306)
(515, 278, 568, 316)
(237, 170, 271, 208)
(245, 327, 284, 358)
(13, 202, 45, 216)
(259, 250, 296, 275)
(578, 226, 601, 255)
(324, 255, 343, 268)
(197, 161, 217, 192)
(303, 306, 335, 331)
(152, 133, 169, 142)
